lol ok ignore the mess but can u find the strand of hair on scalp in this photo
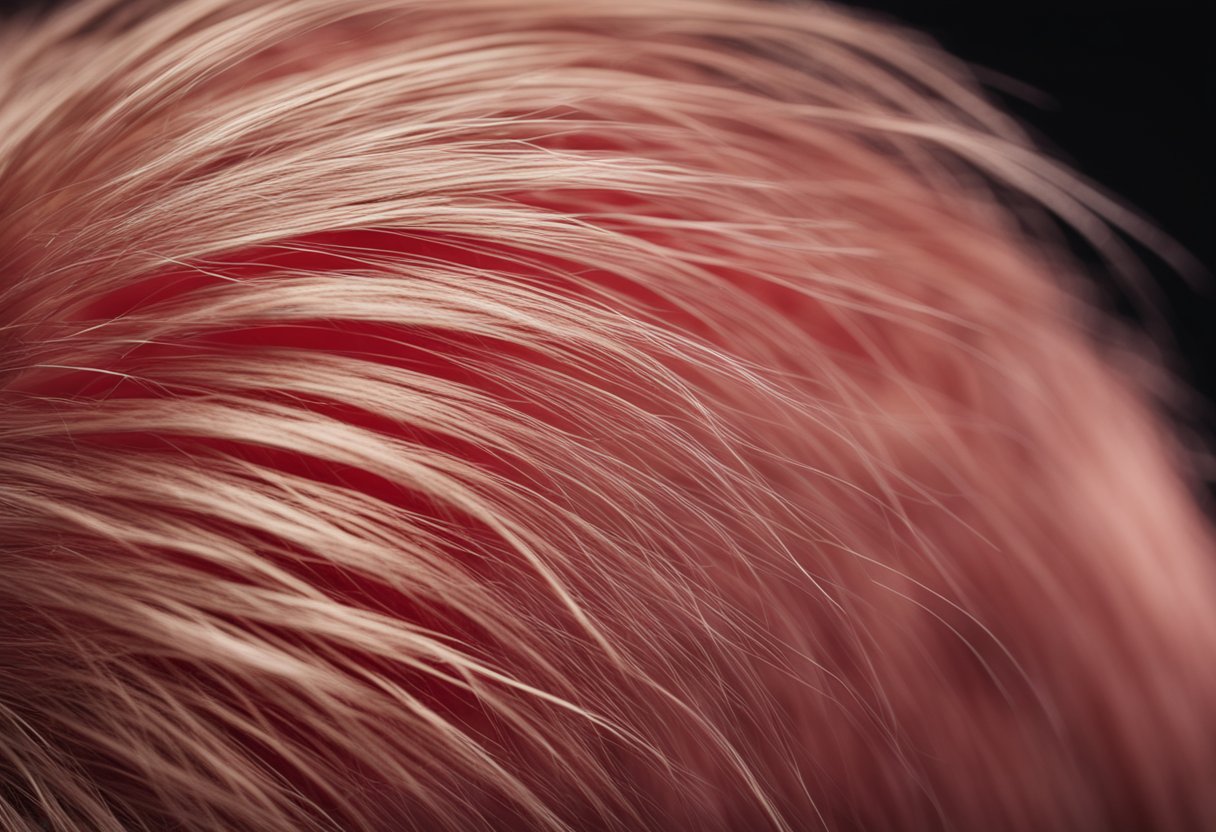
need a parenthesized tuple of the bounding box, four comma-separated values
(0, 1, 1213, 830)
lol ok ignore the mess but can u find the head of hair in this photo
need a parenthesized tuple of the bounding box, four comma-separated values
(0, 2, 1213, 830)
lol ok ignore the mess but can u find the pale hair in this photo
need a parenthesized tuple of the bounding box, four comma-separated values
(0, 1, 1213, 830)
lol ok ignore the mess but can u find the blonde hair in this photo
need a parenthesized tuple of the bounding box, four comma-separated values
(0, 1, 1213, 830)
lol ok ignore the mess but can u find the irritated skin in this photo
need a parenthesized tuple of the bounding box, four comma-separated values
(0, 2, 1214, 831)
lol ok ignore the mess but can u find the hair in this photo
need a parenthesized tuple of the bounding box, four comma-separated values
(0, 0, 1213, 830)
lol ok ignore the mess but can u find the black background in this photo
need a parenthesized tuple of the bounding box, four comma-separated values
(839, 1, 1214, 447)
(2, 0, 1212, 445)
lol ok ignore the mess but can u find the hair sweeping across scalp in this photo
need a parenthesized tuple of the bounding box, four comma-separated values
(0, 0, 1213, 830)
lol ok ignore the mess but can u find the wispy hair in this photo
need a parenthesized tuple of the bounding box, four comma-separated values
(0, 1, 1213, 830)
